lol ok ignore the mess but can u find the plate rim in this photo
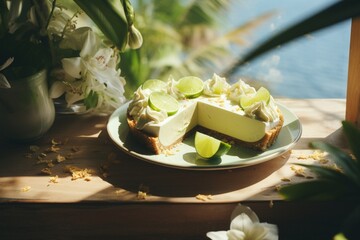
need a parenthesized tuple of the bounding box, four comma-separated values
(107, 101, 302, 170)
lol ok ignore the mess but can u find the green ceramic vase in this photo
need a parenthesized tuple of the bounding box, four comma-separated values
(0, 69, 55, 141)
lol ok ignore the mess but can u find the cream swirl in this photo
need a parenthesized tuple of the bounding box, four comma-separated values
(243, 96, 279, 122)
(128, 86, 168, 129)
(167, 76, 185, 100)
(128, 86, 151, 120)
(228, 79, 256, 102)
(135, 106, 168, 129)
(227, 79, 279, 122)
(203, 73, 230, 96)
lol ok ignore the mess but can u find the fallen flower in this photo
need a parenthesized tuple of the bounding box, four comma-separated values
(207, 205, 278, 240)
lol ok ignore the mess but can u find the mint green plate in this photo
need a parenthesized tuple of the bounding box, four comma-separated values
(107, 102, 301, 170)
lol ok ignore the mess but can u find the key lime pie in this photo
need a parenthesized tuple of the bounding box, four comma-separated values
(127, 74, 284, 154)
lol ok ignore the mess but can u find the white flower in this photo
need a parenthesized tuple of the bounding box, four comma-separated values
(47, 8, 74, 38)
(50, 29, 126, 113)
(60, 27, 100, 52)
(207, 205, 278, 240)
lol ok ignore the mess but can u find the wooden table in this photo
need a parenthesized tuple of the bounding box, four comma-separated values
(0, 99, 355, 239)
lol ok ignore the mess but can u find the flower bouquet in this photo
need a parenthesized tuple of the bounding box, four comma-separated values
(0, 0, 142, 113)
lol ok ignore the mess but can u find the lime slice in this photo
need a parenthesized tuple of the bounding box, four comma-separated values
(148, 91, 179, 115)
(142, 79, 167, 92)
(176, 76, 204, 98)
(195, 132, 231, 159)
(240, 87, 270, 109)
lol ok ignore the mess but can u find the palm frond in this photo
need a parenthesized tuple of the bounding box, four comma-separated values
(181, 0, 232, 26)
(280, 180, 348, 201)
(122, 0, 273, 92)
(311, 142, 360, 185)
(223, 11, 276, 46)
(160, 45, 230, 79)
(159, 11, 275, 80)
(150, 1, 186, 24)
(279, 121, 360, 201)
(224, 0, 360, 77)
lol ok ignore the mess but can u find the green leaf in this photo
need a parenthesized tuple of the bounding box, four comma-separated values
(122, 0, 134, 26)
(298, 163, 349, 182)
(182, 0, 231, 26)
(342, 121, 360, 166)
(311, 141, 360, 186)
(299, 164, 360, 195)
(120, 49, 150, 98)
(279, 180, 346, 201)
(224, 0, 360, 76)
(74, 0, 128, 51)
(84, 90, 98, 109)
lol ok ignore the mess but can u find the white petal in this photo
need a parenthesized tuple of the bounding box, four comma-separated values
(60, 27, 93, 50)
(230, 214, 254, 233)
(62, 58, 82, 79)
(231, 205, 259, 223)
(227, 229, 246, 240)
(80, 30, 101, 57)
(28, 6, 38, 26)
(48, 9, 72, 36)
(49, 81, 66, 98)
(65, 92, 84, 106)
(0, 74, 11, 88)
(260, 223, 279, 240)
(206, 231, 228, 240)
(242, 223, 278, 240)
(94, 48, 113, 65)
(0, 57, 14, 71)
(247, 224, 269, 240)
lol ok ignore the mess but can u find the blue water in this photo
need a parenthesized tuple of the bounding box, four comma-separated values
(227, 0, 351, 98)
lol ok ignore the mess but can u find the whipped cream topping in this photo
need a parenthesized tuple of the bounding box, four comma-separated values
(127, 74, 280, 130)
(203, 73, 230, 96)
(128, 86, 167, 129)
(227, 79, 279, 122)
(167, 76, 185, 99)
(228, 79, 256, 103)
(243, 96, 279, 122)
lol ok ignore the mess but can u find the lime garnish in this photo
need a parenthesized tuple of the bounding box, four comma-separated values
(194, 132, 231, 159)
(142, 79, 167, 92)
(148, 91, 179, 115)
(240, 87, 270, 109)
(176, 76, 204, 98)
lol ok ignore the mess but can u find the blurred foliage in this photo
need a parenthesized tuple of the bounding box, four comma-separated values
(280, 121, 360, 239)
(120, 0, 274, 97)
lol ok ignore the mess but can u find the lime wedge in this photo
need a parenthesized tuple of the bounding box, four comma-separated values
(195, 132, 231, 159)
(240, 87, 270, 109)
(142, 79, 167, 92)
(176, 76, 204, 98)
(148, 91, 179, 115)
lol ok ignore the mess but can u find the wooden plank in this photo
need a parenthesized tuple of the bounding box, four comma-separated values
(0, 201, 356, 239)
(346, 18, 360, 126)
(0, 99, 350, 239)
(0, 99, 346, 204)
